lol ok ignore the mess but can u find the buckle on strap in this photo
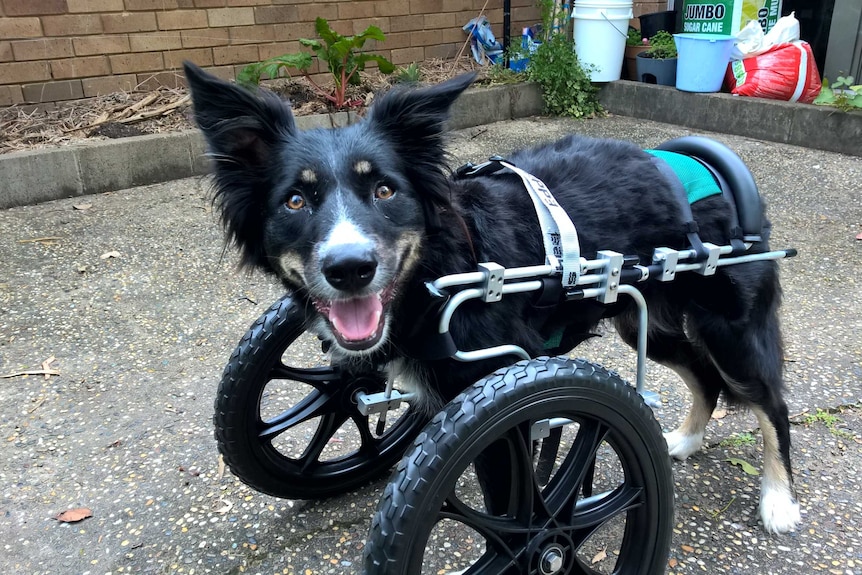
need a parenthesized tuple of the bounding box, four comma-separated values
(453, 155, 507, 178)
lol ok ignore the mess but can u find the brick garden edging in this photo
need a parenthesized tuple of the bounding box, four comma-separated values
(598, 81, 862, 158)
(4, 79, 857, 210)
(0, 82, 544, 209)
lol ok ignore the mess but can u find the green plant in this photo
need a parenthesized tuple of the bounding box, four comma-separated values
(526, 33, 603, 118)
(627, 27, 646, 47)
(644, 30, 677, 60)
(813, 75, 862, 111)
(803, 407, 855, 439)
(237, 18, 395, 108)
(719, 432, 757, 448)
(803, 407, 841, 427)
(393, 62, 422, 84)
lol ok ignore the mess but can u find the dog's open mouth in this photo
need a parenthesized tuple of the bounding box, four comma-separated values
(313, 287, 394, 351)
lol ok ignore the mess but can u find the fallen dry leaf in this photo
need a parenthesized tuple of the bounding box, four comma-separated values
(72, 203, 92, 211)
(100, 251, 121, 259)
(711, 408, 727, 419)
(41, 356, 55, 379)
(54, 508, 92, 523)
(668, 558, 679, 568)
(726, 457, 760, 475)
(591, 549, 607, 564)
(213, 499, 233, 514)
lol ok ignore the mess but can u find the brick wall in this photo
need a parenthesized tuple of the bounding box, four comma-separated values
(0, 0, 667, 107)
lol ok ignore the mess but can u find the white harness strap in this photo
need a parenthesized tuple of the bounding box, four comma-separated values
(498, 160, 581, 286)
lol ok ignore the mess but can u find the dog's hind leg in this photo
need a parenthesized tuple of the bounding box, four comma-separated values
(751, 403, 801, 533)
(687, 278, 801, 533)
(661, 362, 722, 460)
(613, 312, 722, 460)
(702, 342, 800, 533)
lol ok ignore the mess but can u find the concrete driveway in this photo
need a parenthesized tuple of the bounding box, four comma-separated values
(1, 115, 860, 575)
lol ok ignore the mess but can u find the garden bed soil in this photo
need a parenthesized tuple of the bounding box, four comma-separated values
(0, 58, 486, 155)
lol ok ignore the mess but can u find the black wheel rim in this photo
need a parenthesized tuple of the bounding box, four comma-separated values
(412, 399, 662, 574)
(216, 295, 428, 497)
(252, 359, 423, 480)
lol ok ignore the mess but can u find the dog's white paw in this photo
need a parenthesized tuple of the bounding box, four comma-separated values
(760, 485, 801, 534)
(663, 430, 704, 460)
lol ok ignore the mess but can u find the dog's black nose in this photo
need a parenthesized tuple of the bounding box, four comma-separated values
(322, 246, 378, 291)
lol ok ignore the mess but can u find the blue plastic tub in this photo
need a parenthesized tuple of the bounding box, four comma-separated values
(674, 33, 734, 92)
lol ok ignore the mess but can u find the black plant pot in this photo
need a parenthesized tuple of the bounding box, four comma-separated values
(639, 10, 677, 39)
(635, 52, 677, 86)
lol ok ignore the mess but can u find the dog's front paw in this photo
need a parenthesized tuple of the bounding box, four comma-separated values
(663, 429, 704, 460)
(760, 486, 802, 534)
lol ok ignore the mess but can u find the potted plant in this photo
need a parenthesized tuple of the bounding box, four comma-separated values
(635, 30, 678, 86)
(624, 27, 648, 81)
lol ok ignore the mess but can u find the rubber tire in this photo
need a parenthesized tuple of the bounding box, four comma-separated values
(215, 294, 427, 499)
(364, 356, 674, 575)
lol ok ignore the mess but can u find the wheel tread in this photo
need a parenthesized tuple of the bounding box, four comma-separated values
(213, 295, 426, 499)
(364, 356, 672, 574)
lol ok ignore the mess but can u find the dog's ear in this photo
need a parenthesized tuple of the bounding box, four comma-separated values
(367, 73, 475, 155)
(184, 61, 295, 167)
(367, 73, 476, 229)
(184, 61, 295, 270)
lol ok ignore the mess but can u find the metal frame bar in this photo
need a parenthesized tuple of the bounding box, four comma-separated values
(356, 244, 795, 416)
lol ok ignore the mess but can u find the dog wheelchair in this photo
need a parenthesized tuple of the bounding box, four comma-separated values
(212, 137, 796, 574)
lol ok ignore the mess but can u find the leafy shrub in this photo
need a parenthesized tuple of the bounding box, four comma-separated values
(627, 27, 646, 47)
(644, 30, 677, 60)
(527, 33, 603, 118)
(237, 18, 394, 108)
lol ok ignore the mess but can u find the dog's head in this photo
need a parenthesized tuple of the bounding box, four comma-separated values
(184, 62, 474, 353)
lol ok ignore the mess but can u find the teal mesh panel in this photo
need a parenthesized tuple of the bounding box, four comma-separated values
(646, 150, 722, 204)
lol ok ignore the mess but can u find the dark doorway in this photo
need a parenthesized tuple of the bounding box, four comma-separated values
(782, 0, 836, 75)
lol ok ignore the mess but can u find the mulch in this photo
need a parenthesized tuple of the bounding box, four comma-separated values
(0, 57, 486, 155)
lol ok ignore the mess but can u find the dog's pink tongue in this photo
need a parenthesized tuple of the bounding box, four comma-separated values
(329, 295, 382, 342)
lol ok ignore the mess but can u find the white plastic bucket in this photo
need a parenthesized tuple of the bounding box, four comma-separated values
(572, 0, 633, 82)
(674, 33, 734, 92)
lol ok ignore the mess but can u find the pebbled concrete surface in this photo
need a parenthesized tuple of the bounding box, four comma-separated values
(0, 115, 860, 574)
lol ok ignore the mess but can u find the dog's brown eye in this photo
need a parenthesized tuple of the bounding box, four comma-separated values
(286, 194, 305, 210)
(375, 185, 395, 201)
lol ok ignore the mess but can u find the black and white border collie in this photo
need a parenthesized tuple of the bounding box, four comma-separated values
(184, 62, 801, 534)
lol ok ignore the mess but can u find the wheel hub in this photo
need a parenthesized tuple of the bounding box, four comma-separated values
(528, 530, 574, 575)
(343, 373, 385, 412)
(540, 544, 565, 574)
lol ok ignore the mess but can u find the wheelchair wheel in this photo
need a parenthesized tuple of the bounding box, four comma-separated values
(214, 294, 427, 499)
(364, 357, 674, 575)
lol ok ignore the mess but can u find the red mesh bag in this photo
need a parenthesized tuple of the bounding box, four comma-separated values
(725, 41, 821, 103)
